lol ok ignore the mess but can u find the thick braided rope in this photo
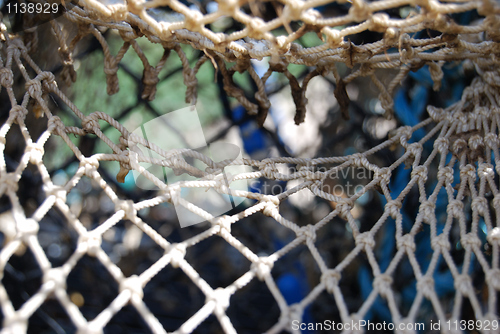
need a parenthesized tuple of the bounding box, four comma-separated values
(70, 0, 499, 66)
(17, 0, 500, 124)
(1, 25, 500, 334)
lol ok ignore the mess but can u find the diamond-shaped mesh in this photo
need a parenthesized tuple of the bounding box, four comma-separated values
(1, 0, 500, 333)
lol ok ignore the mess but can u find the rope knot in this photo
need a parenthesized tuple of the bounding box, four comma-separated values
(141, 65, 160, 101)
(478, 163, 494, 178)
(287, 304, 303, 326)
(420, 200, 435, 224)
(126, 0, 144, 16)
(82, 114, 100, 134)
(322, 27, 342, 48)
(247, 17, 266, 39)
(384, 26, 399, 46)
(16, 218, 39, 241)
(348, 0, 370, 22)
(431, 234, 450, 252)
(103, 61, 119, 76)
(282, 0, 304, 21)
(168, 185, 181, 206)
(373, 274, 393, 298)
(468, 134, 484, 152)
(486, 269, 500, 290)
(11, 105, 28, 123)
(483, 70, 500, 87)
(204, 166, 219, 176)
(1, 172, 19, 193)
(379, 91, 394, 116)
(168, 243, 186, 268)
(78, 233, 102, 257)
(104, 60, 120, 95)
(297, 224, 316, 242)
(80, 157, 100, 177)
(437, 166, 453, 184)
(207, 287, 231, 311)
(485, 133, 499, 149)
(118, 200, 137, 220)
(460, 164, 476, 181)
(261, 195, 279, 216)
(0, 68, 13, 87)
(43, 268, 66, 291)
(260, 161, 278, 179)
(487, 227, 500, 246)
(120, 275, 144, 299)
(217, 0, 238, 15)
(461, 233, 481, 249)
(434, 137, 449, 154)
(275, 36, 291, 53)
(375, 167, 391, 185)
(119, 30, 140, 42)
(262, 201, 277, 216)
(184, 10, 203, 33)
(335, 201, 352, 220)
(251, 256, 274, 280)
(370, 13, 390, 33)
(447, 200, 463, 218)
(48, 116, 65, 133)
(350, 153, 367, 167)
(27, 142, 44, 165)
(107, 4, 127, 21)
(25, 79, 42, 99)
(416, 275, 434, 298)
(407, 143, 422, 157)
(213, 215, 231, 234)
(39, 71, 57, 91)
(321, 269, 341, 294)
(399, 34, 415, 63)
(397, 234, 416, 252)
(452, 138, 467, 157)
(397, 126, 413, 144)
(411, 165, 427, 182)
(355, 232, 375, 250)
(43, 184, 67, 202)
(454, 274, 472, 295)
(471, 197, 487, 216)
(7, 38, 27, 52)
(385, 200, 401, 219)
(2, 316, 27, 334)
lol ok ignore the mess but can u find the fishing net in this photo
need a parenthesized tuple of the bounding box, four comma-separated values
(0, 0, 500, 332)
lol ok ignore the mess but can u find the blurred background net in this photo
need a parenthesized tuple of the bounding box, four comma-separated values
(1, 0, 500, 333)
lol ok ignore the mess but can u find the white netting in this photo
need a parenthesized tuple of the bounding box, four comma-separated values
(0, 0, 500, 333)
